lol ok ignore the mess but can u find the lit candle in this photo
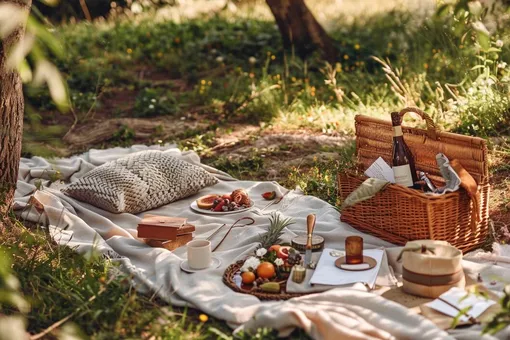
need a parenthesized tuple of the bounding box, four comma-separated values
(345, 236, 363, 264)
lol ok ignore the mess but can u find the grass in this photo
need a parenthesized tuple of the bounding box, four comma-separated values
(0, 217, 303, 339)
(4, 0, 510, 338)
(23, 0, 510, 155)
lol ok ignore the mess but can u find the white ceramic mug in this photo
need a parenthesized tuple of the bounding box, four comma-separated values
(187, 240, 212, 270)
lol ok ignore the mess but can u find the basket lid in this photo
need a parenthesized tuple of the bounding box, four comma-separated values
(355, 108, 489, 184)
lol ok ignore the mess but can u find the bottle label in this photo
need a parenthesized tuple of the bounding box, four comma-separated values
(393, 126, 403, 137)
(393, 165, 414, 187)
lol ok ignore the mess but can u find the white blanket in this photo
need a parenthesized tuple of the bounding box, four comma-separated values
(13, 145, 510, 339)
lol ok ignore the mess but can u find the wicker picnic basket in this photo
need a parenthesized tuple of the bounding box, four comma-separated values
(337, 107, 490, 253)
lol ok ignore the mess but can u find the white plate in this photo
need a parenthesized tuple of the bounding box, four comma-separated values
(180, 257, 222, 273)
(190, 199, 254, 215)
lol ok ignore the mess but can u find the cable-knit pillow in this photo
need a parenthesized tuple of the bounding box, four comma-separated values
(62, 151, 218, 213)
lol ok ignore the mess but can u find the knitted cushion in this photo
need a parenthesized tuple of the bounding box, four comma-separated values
(62, 151, 218, 213)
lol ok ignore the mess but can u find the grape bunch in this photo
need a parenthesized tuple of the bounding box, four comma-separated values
(287, 250, 302, 266)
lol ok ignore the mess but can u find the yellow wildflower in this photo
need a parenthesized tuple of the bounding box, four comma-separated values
(423, 63, 429, 69)
(387, 42, 393, 48)
(126, 48, 133, 54)
(354, 44, 360, 50)
(343, 54, 349, 60)
(199, 314, 208, 322)
(201, 79, 206, 85)
(271, 55, 276, 60)
(208, 81, 212, 86)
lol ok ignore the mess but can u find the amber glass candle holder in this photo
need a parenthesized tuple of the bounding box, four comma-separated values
(345, 236, 363, 264)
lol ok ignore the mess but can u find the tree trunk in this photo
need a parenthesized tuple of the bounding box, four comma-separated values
(266, 0, 337, 62)
(0, 0, 31, 216)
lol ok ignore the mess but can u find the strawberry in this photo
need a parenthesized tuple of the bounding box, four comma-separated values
(221, 194, 231, 200)
(213, 199, 226, 211)
(261, 191, 276, 200)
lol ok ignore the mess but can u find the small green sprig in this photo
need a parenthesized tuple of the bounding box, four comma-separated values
(484, 285, 510, 335)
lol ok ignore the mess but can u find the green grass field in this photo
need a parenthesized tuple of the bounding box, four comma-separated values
(2, 0, 510, 338)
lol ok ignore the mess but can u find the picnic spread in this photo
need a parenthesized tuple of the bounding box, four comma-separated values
(13, 108, 510, 339)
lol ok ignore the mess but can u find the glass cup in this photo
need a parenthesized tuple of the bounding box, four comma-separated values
(345, 236, 363, 264)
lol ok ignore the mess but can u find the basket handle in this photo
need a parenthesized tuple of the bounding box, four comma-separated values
(399, 107, 439, 141)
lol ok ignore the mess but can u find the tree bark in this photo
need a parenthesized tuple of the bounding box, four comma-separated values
(0, 0, 32, 216)
(266, 0, 338, 63)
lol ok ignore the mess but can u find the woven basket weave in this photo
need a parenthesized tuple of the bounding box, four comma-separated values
(337, 107, 490, 253)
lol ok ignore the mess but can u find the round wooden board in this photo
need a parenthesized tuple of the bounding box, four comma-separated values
(291, 235, 325, 252)
(335, 256, 377, 271)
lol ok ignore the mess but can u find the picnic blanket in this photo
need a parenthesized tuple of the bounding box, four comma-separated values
(13, 145, 510, 339)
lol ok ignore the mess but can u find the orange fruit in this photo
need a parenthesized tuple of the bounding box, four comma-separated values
(256, 262, 276, 279)
(241, 271, 256, 285)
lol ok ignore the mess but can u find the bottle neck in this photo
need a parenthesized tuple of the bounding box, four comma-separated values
(392, 126, 403, 137)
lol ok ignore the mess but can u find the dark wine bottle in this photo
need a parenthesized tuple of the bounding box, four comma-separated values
(391, 112, 418, 187)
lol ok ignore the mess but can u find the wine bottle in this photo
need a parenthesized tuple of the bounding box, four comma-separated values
(391, 112, 418, 187)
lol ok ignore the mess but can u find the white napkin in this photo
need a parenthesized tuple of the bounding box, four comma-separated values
(309, 248, 384, 288)
(426, 287, 496, 322)
(340, 263, 370, 270)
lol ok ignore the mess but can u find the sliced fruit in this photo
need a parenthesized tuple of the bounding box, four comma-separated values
(277, 246, 294, 260)
(241, 271, 256, 285)
(196, 194, 221, 209)
(256, 262, 276, 279)
(213, 199, 226, 212)
(268, 244, 281, 253)
(262, 191, 276, 200)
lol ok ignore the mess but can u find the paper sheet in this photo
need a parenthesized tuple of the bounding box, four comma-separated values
(309, 248, 384, 288)
(425, 287, 496, 322)
(364, 157, 395, 183)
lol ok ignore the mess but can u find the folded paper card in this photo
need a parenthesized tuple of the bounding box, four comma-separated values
(309, 248, 384, 288)
(340, 263, 370, 270)
(425, 287, 496, 323)
(364, 157, 395, 183)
